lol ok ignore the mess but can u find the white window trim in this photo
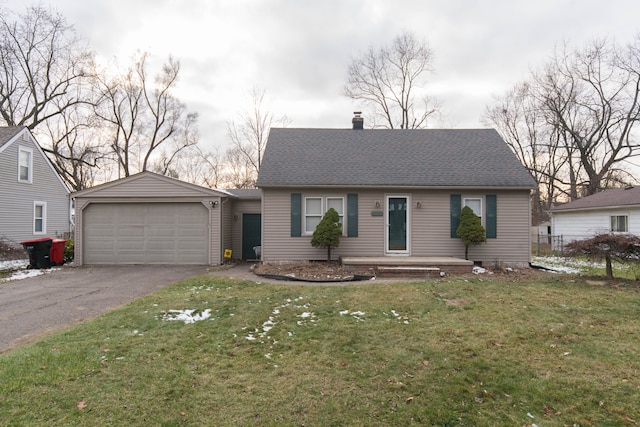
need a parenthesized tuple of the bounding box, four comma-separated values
(610, 214, 629, 233)
(304, 196, 347, 235)
(304, 197, 323, 235)
(18, 146, 33, 183)
(385, 194, 411, 255)
(34, 201, 47, 235)
(464, 197, 483, 221)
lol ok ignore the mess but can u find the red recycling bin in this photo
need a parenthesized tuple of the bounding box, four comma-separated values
(50, 239, 66, 266)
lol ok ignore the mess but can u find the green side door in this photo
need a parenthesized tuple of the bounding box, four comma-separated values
(242, 213, 262, 260)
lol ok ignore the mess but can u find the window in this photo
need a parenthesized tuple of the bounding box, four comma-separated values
(304, 196, 345, 234)
(611, 215, 628, 233)
(18, 146, 33, 183)
(326, 197, 345, 233)
(464, 198, 482, 219)
(34, 202, 46, 234)
(304, 197, 323, 234)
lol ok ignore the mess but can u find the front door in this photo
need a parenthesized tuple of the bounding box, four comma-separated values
(242, 213, 262, 260)
(386, 196, 409, 254)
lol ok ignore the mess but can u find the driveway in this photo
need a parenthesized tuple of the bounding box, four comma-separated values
(0, 265, 207, 353)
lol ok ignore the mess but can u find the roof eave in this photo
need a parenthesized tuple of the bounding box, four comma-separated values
(549, 203, 640, 213)
(257, 184, 536, 190)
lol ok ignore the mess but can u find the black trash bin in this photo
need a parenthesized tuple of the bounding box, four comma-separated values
(20, 238, 53, 269)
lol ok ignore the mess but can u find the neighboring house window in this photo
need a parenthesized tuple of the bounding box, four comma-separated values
(464, 198, 482, 220)
(18, 146, 33, 183)
(34, 202, 46, 234)
(305, 197, 323, 234)
(611, 215, 628, 233)
(326, 197, 345, 233)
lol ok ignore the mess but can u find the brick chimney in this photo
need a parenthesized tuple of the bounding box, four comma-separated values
(352, 111, 364, 130)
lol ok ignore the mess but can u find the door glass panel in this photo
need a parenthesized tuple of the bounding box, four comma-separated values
(388, 197, 407, 251)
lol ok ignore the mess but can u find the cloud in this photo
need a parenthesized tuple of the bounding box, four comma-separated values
(2, 0, 640, 150)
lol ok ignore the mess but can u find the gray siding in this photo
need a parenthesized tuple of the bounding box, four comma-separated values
(261, 188, 531, 266)
(0, 129, 69, 246)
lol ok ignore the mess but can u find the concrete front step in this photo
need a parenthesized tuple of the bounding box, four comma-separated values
(341, 256, 474, 276)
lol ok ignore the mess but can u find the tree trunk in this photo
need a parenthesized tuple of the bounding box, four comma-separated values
(327, 246, 331, 261)
(605, 254, 613, 279)
(464, 245, 469, 260)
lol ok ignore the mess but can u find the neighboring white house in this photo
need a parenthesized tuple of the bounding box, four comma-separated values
(549, 186, 640, 246)
(0, 127, 70, 246)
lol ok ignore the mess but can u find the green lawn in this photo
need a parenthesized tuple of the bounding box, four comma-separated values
(1, 273, 639, 426)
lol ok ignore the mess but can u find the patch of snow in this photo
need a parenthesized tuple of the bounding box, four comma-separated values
(0, 259, 29, 272)
(472, 266, 487, 274)
(162, 309, 212, 324)
(531, 256, 587, 273)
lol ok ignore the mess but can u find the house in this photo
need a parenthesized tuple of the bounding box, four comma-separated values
(0, 126, 70, 246)
(255, 115, 537, 267)
(71, 171, 262, 266)
(549, 186, 640, 245)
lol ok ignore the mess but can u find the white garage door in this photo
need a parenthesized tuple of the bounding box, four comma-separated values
(83, 203, 209, 265)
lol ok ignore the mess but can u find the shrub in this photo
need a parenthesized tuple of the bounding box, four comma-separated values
(64, 239, 75, 263)
(456, 206, 486, 260)
(0, 238, 27, 261)
(311, 208, 342, 261)
(565, 233, 640, 279)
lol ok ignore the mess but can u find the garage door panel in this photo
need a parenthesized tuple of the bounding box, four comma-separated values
(83, 203, 209, 265)
(118, 226, 145, 237)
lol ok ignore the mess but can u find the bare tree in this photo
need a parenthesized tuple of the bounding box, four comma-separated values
(535, 38, 640, 196)
(172, 145, 224, 188)
(94, 52, 198, 178)
(484, 82, 572, 221)
(222, 145, 257, 189)
(226, 88, 289, 186)
(0, 5, 101, 190)
(40, 101, 108, 191)
(344, 31, 438, 129)
(0, 5, 93, 129)
(485, 37, 640, 205)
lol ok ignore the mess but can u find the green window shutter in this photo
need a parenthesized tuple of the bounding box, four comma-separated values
(450, 194, 461, 238)
(347, 193, 358, 237)
(486, 194, 497, 238)
(291, 193, 302, 237)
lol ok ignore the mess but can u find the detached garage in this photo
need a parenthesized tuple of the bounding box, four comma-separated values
(72, 172, 233, 266)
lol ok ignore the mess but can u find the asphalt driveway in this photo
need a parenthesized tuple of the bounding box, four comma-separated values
(0, 265, 207, 353)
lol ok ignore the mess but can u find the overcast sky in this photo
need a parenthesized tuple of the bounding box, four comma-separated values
(2, 0, 640, 152)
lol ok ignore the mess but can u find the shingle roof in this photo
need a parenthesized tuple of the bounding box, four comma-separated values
(550, 186, 640, 212)
(256, 128, 536, 188)
(226, 189, 262, 199)
(0, 126, 24, 149)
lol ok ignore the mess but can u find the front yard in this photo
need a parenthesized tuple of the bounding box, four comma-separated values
(1, 270, 639, 426)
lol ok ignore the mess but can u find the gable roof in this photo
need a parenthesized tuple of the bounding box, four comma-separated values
(550, 186, 640, 212)
(0, 126, 28, 152)
(256, 128, 536, 189)
(0, 126, 70, 193)
(71, 171, 233, 198)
